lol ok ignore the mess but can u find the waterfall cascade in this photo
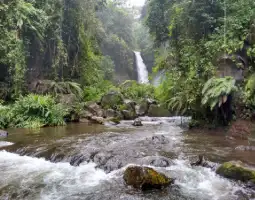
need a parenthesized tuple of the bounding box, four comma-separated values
(134, 51, 149, 84)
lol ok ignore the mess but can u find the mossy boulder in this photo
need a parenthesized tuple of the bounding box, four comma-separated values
(216, 161, 255, 184)
(122, 110, 137, 120)
(148, 104, 170, 117)
(101, 91, 124, 109)
(123, 166, 174, 190)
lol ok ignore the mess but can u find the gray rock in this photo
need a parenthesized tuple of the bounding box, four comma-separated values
(136, 100, 149, 116)
(133, 118, 143, 126)
(139, 156, 173, 167)
(85, 102, 104, 117)
(150, 135, 169, 144)
(235, 145, 255, 151)
(104, 109, 116, 118)
(191, 155, 217, 170)
(0, 130, 8, 137)
(124, 99, 136, 112)
(90, 116, 105, 125)
(101, 91, 124, 109)
(122, 110, 136, 120)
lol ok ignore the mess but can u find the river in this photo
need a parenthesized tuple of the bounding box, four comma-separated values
(0, 117, 255, 200)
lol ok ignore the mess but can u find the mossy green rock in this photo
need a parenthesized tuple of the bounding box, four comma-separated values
(123, 166, 174, 190)
(216, 161, 255, 184)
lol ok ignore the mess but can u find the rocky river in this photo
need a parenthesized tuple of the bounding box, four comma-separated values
(0, 117, 255, 200)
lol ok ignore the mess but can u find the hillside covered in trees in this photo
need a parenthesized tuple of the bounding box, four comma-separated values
(0, 0, 137, 99)
(0, 0, 255, 129)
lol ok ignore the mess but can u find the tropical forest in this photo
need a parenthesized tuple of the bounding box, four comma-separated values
(0, 0, 255, 199)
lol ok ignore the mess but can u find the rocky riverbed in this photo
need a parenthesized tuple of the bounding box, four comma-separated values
(1, 117, 255, 200)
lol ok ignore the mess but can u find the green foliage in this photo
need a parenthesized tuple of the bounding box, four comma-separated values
(0, 104, 12, 129)
(0, 94, 67, 128)
(202, 77, 237, 110)
(144, 0, 255, 122)
(244, 73, 255, 107)
(83, 80, 117, 102)
(120, 80, 155, 101)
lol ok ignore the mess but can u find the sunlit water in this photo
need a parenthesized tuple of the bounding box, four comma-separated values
(134, 51, 149, 84)
(1, 117, 255, 199)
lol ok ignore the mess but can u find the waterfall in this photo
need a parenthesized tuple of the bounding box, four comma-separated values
(134, 51, 149, 84)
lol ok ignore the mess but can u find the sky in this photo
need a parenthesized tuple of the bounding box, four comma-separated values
(128, 0, 146, 6)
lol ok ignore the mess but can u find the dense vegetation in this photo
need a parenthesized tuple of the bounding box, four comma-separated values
(142, 0, 255, 125)
(1, 0, 255, 128)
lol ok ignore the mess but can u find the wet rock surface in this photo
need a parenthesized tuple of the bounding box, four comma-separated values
(133, 118, 143, 126)
(2, 117, 255, 200)
(191, 155, 218, 170)
(0, 130, 8, 137)
(235, 145, 255, 151)
(139, 156, 173, 167)
(216, 161, 255, 184)
(123, 166, 174, 190)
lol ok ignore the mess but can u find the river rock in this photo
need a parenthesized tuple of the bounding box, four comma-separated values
(85, 102, 104, 117)
(191, 155, 217, 170)
(136, 99, 149, 116)
(101, 91, 124, 109)
(139, 156, 173, 167)
(0, 130, 8, 137)
(90, 116, 105, 125)
(133, 118, 143, 126)
(104, 109, 116, 118)
(150, 135, 169, 144)
(122, 110, 136, 120)
(235, 145, 255, 151)
(123, 99, 136, 112)
(123, 166, 174, 190)
(216, 161, 255, 184)
(148, 104, 170, 117)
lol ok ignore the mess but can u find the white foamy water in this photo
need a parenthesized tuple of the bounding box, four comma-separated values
(0, 141, 14, 147)
(134, 51, 149, 84)
(166, 159, 241, 200)
(0, 151, 110, 199)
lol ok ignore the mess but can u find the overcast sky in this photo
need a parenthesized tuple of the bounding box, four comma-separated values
(128, 0, 146, 6)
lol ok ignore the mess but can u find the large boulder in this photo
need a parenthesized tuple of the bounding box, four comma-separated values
(85, 102, 104, 117)
(136, 100, 149, 116)
(148, 104, 170, 117)
(0, 130, 8, 137)
(104, 109, 116, 118)
(135, 98, 157, 116)
(101, 91, 124, 109)
(123, 99, 136, 112)
(122, 110, 137, 120)
(216, 161, 255, 184)
(123, 166, 174, 190)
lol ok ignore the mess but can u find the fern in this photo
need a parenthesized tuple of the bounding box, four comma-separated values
(202, 77, 237, 110)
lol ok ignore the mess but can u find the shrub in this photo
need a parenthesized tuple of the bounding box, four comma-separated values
(120, 80, 155, 101)
(7, 94, 67, 128)
(83, 80, 117, 102)
(0, 104, 12, 129)
(202, 77, 237, 110)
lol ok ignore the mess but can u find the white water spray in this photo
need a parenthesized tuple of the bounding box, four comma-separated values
(134, 51, 149, 84)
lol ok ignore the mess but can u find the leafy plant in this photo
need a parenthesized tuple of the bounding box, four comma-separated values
(9, 94, 67, 128)
(202, 77, 237, 110)
(120, 80, 155, 101)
